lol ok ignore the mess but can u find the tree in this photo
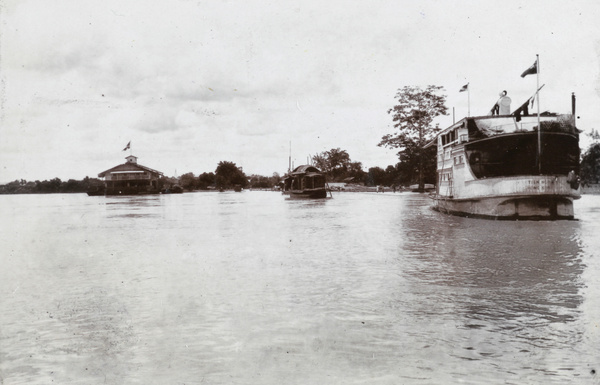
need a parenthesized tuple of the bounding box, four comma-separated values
(249, 175, 271, 189)
(580, 143, 600, 186)
(311, 148, 357, 182)
(215, 161, 248, 189)
(586, 128, 600, 143)
(270, 172, 281, 187)
(347, 161, 367, 183)
(179, 172, 197, 190)
(367, 167, 386, 186)
(312, 153, 328, 174)
(197, 172, 216, 190)
(379, 85, 448, 191)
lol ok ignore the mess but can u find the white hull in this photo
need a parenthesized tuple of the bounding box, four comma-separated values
(434, 175, 580, 220)
(433, 194, 576, 220)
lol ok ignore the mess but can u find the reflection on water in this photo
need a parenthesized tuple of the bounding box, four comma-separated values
(1, 192, 600, 384)
(105, 196, 163, 218)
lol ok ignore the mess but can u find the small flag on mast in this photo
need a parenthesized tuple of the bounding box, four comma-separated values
(122, 141, 131, 151)
(459, 83, 469, 92)
(520, 59, 538, 78)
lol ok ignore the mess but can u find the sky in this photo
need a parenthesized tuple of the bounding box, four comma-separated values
(1, 0, 599, 183)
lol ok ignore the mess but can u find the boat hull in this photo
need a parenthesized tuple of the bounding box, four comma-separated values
(433, 174, 579, 220)
(432, 194, 576, 220)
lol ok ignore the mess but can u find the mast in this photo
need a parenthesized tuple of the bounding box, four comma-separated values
(467, 84, 471, 117)
(572, 92, 576, 127)
(536, 54, 541, 174)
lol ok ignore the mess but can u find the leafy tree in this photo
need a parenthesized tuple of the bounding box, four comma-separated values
(312, 153, 328, 174)
(0, 180, 24, 194)
(179, 172, 197, 190)
(215, 161, 248, 189)
(586, 128, 600, 143)
(271, 172, 281, 186)
(197, 172, 216, 190)
(62, 179, 83, 192)
(580, 143, 600, 186)
(34, 178, 63, 193)
(311, 148, 363, 182)
(325, 148, 350, 176)
(367, 167, 386, 186)
(379, 85, 448, 191)
(249, 175, 271, 188)
(346, 161, 367, 183)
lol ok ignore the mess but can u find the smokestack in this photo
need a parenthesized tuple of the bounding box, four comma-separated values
(571, 92, 577, 127)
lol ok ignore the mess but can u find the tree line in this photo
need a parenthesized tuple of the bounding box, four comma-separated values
(0, 177, 104, 194)
(0, 152, 431, 194)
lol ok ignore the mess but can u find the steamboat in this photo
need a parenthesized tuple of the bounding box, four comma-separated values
(431, 93, 580, 219)
(282, 165, 328, 199)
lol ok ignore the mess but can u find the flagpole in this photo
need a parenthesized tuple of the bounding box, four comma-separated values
(467, 85, 471, 117)
(536, 54, 541, 174)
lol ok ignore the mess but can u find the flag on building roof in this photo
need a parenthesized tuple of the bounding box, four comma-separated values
(459, 83, 469, 92)
(520, 59, 538, 78)
(122, 141, 131, 151)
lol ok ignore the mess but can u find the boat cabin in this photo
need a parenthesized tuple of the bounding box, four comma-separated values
(284, 165, 326, 191)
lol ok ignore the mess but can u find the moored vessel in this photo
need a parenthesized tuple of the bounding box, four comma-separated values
(96, 155, 163, 196)
(431, 93, 580, 219)
(282, 165, 328, 199)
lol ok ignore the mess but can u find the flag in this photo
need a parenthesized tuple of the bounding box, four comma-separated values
(122, 141, 131, 151)
(530, 94, 535, 109)
(520, 59, 537, 78)
(459, 83, 469, 92)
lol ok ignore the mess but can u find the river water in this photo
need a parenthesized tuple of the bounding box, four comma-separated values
(1, 191, 600, 384)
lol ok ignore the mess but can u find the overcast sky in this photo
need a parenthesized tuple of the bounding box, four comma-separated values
(1, 0, 599, 183)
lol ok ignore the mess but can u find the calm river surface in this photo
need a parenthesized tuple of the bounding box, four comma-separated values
(1, 191, 600, 384)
